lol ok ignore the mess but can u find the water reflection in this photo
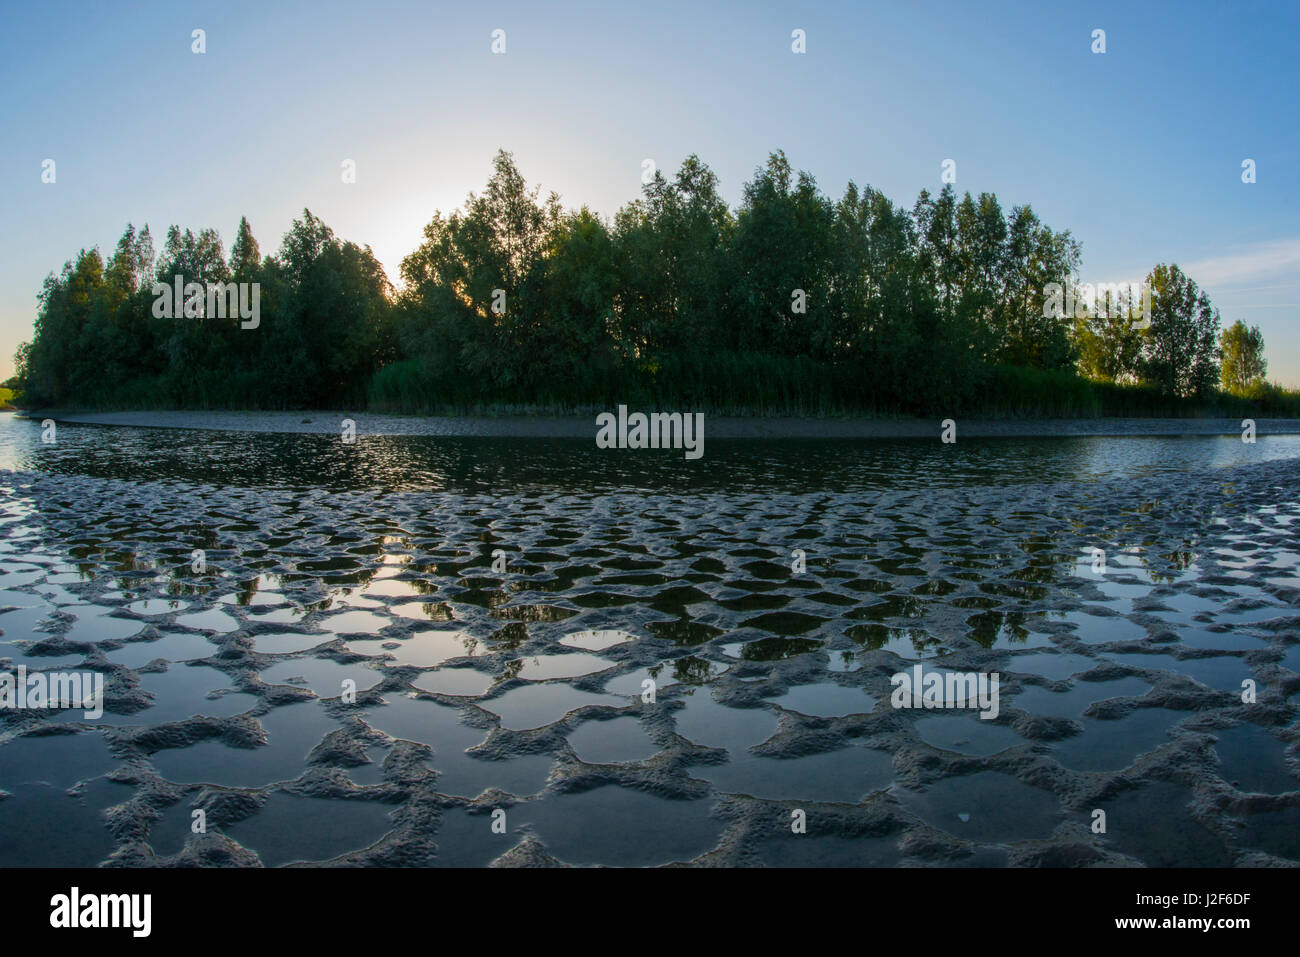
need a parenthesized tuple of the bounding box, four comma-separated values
(5, 415, 1300, 494)
(2, 412, 1299, 867)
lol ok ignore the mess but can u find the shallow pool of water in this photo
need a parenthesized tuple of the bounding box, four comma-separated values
(2, 412, 1298, 866)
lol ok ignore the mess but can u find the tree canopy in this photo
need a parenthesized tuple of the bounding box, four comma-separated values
(13, 149, 1286, 416)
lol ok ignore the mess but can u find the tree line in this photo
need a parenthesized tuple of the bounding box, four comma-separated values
(9, 149, 1288, 416)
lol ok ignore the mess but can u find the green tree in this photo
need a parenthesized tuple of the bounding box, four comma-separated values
(1140, 263, 1220, 398)
(612, 155, 734, 364)
(998, 207, 1079, 369)
(1219, 319, 1267, 395)
(263, 210, 392, 405)
(831, 182, 931, 406)
(399, 150, 564, 397)
(731, 151, 834, 357)
(104, 224, 154, 298)
(10, 341, 30, 390)
(1074, 308, 1143, 382)
(230, 216, 261, 277)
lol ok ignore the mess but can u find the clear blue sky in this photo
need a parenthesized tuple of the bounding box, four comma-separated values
(2, 0, 1296, 384)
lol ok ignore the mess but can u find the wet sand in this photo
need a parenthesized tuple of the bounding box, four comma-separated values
(1, 421, 1298, 867)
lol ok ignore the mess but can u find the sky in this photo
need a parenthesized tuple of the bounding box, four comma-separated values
(1, 0, 1297, 384)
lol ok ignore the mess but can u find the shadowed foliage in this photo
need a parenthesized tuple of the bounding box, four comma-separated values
(13, 150, 1298, 417)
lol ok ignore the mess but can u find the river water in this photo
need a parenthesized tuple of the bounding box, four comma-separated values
(1, 412, 1297, 867)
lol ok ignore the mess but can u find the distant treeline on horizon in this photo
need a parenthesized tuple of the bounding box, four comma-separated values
(10, 149, 1294, 417)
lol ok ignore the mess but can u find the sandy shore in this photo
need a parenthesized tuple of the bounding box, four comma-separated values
(18, 409, 1300, 438)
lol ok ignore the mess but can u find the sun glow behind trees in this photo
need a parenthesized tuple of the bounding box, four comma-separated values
(11, 150, 1295, 416)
